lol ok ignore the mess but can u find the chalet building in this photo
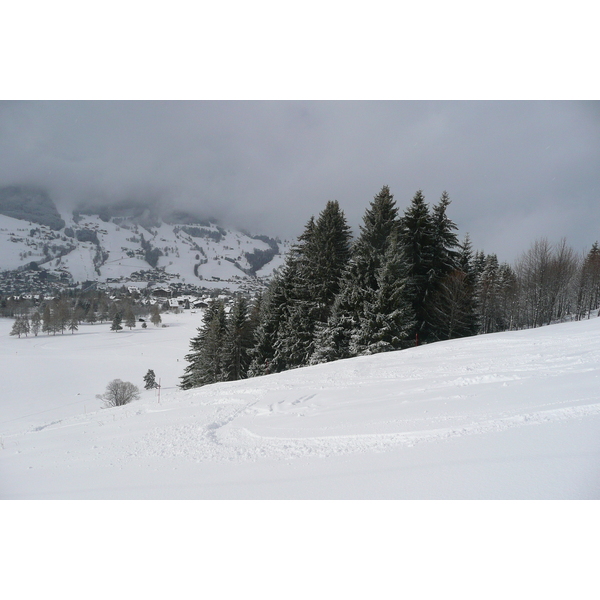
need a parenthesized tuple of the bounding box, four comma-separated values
(152, 288, 171, 299)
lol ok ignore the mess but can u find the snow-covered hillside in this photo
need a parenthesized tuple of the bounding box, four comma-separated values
(2, 312, 599, 499)
(0, 210, 290, 290)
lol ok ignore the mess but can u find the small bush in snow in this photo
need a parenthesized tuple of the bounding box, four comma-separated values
(97, 379, 140, 407)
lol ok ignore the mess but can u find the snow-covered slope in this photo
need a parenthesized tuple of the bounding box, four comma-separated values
(0, 210, 289, 290)
(2, 313, 599, 499)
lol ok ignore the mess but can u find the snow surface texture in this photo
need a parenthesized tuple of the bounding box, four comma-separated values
(1, 313, 600, 499)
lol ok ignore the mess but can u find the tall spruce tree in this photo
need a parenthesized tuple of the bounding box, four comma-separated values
(430, 191, 460, 278)
(55, 298, 71, 334)
(272, 203, 353, 370)
(577, 242, 600, 319)
(31, 311, 41, 336)
(110, 313, 123, 332)
(312, 185, 413, 361)
(247, 270, 291, 376)
(42, 304, 53, 335)
(398, 190, 436, 343)
(349, 233, 415, 355)
(271, 217, 319, 370)
(223, 295, 254, 381)
(124, 304, 136, 330)
(180, 300, 227, 389)
(10, 315, 30, 338)
(304, 200, 353, 323)
(428, 228, 478, 340)
(144, 369, 159, 390)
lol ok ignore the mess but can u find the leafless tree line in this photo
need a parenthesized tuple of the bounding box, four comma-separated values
(474, 238, 600, 333)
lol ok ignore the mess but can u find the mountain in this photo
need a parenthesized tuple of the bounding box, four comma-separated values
(0, 186, 290, 294)
(0, 185, 65, 230)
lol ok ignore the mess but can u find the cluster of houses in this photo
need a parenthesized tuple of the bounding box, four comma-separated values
(150, 287, 230, 311)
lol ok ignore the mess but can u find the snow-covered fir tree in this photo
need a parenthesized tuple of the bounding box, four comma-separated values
(312, 185, 413, 361)
(247, 271, 290, 377)
(10, 315, 30, 338)
(428, 232, 479, 340)
(124, 304, 136, 330)
(42, 304, 53, 335)
(143, 369, 159, 390)
(68, 312, 79, 334)
(577, 241, 600, 319)
(349, 233, 415, 355)
(180, 300, 227, 389)
(110, 313, 123, 332)
(223, 295, 254, 381)
(398, 190, 437, 343)
(272, 202, 353, 370)
(30, 311, 41, 336)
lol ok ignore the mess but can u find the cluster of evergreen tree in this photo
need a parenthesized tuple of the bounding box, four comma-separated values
(8, 292, 164, 337)
(180, 295, 257, 389)
(11, 298, 85, 336)
(182, 187, 477, 388)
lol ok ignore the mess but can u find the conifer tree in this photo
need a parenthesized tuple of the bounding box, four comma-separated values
(180, 300, 227, 389)
(304, 200, 353, 323)
(247, 271, 290, 376)
(312, 185, 412, 361)
(350, 234, 415, 354)
(223, 295, 254, 381)
(42, 304, 53, 335)
(577, 242, 600, 319)
(252, 203, 353, 373)
(31, 311, 41, 336)
(180, 319, 209, 390)
(273, 300, 318, 369)
(68, 312, 79, 334)
(271, 217, 319, 370)
(431, 191, 460, 280)
(144, 369, 159, 390)
(55, 298, 71, 334)
(458, 234, 476, 287)
(429, 233, 479, 340)
(150, 304, 162, 327)
(10, 315, 30, 338)
(247, 218, 315, 375)
(124, 304, 136, 330)
(111, 313, 123, 332)
(98, 298, 110, 323)
(73, 305, 86, 326)
(398, 190, 436, 343)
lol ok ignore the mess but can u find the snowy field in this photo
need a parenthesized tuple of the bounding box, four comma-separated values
(3, 311, 599, 598)
(2, 311, 599, 500)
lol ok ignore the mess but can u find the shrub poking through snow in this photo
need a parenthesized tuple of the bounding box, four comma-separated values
(97, 379, 140, 407)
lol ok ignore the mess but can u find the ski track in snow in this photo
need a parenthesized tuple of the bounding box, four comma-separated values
(120, 398, 600, 463)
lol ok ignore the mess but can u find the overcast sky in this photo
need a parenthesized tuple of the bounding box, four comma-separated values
(1, 100, 598, 262)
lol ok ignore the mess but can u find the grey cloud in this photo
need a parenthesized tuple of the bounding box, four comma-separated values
(0, 100, 598, 262)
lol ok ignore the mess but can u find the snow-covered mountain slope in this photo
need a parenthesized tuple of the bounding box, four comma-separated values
(2, 312, 599, 499)
(0, 210, 289, 290)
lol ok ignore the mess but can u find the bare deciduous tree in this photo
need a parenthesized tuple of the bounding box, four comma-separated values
(97, 379, 140, 407)
(514, 238, 581, 328)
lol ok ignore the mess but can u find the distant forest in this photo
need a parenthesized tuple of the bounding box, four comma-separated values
(181, 186, 600, 389)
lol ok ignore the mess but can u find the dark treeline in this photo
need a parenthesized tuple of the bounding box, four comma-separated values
(181, 186, 600, 390)
(7, 289, 164, 337)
